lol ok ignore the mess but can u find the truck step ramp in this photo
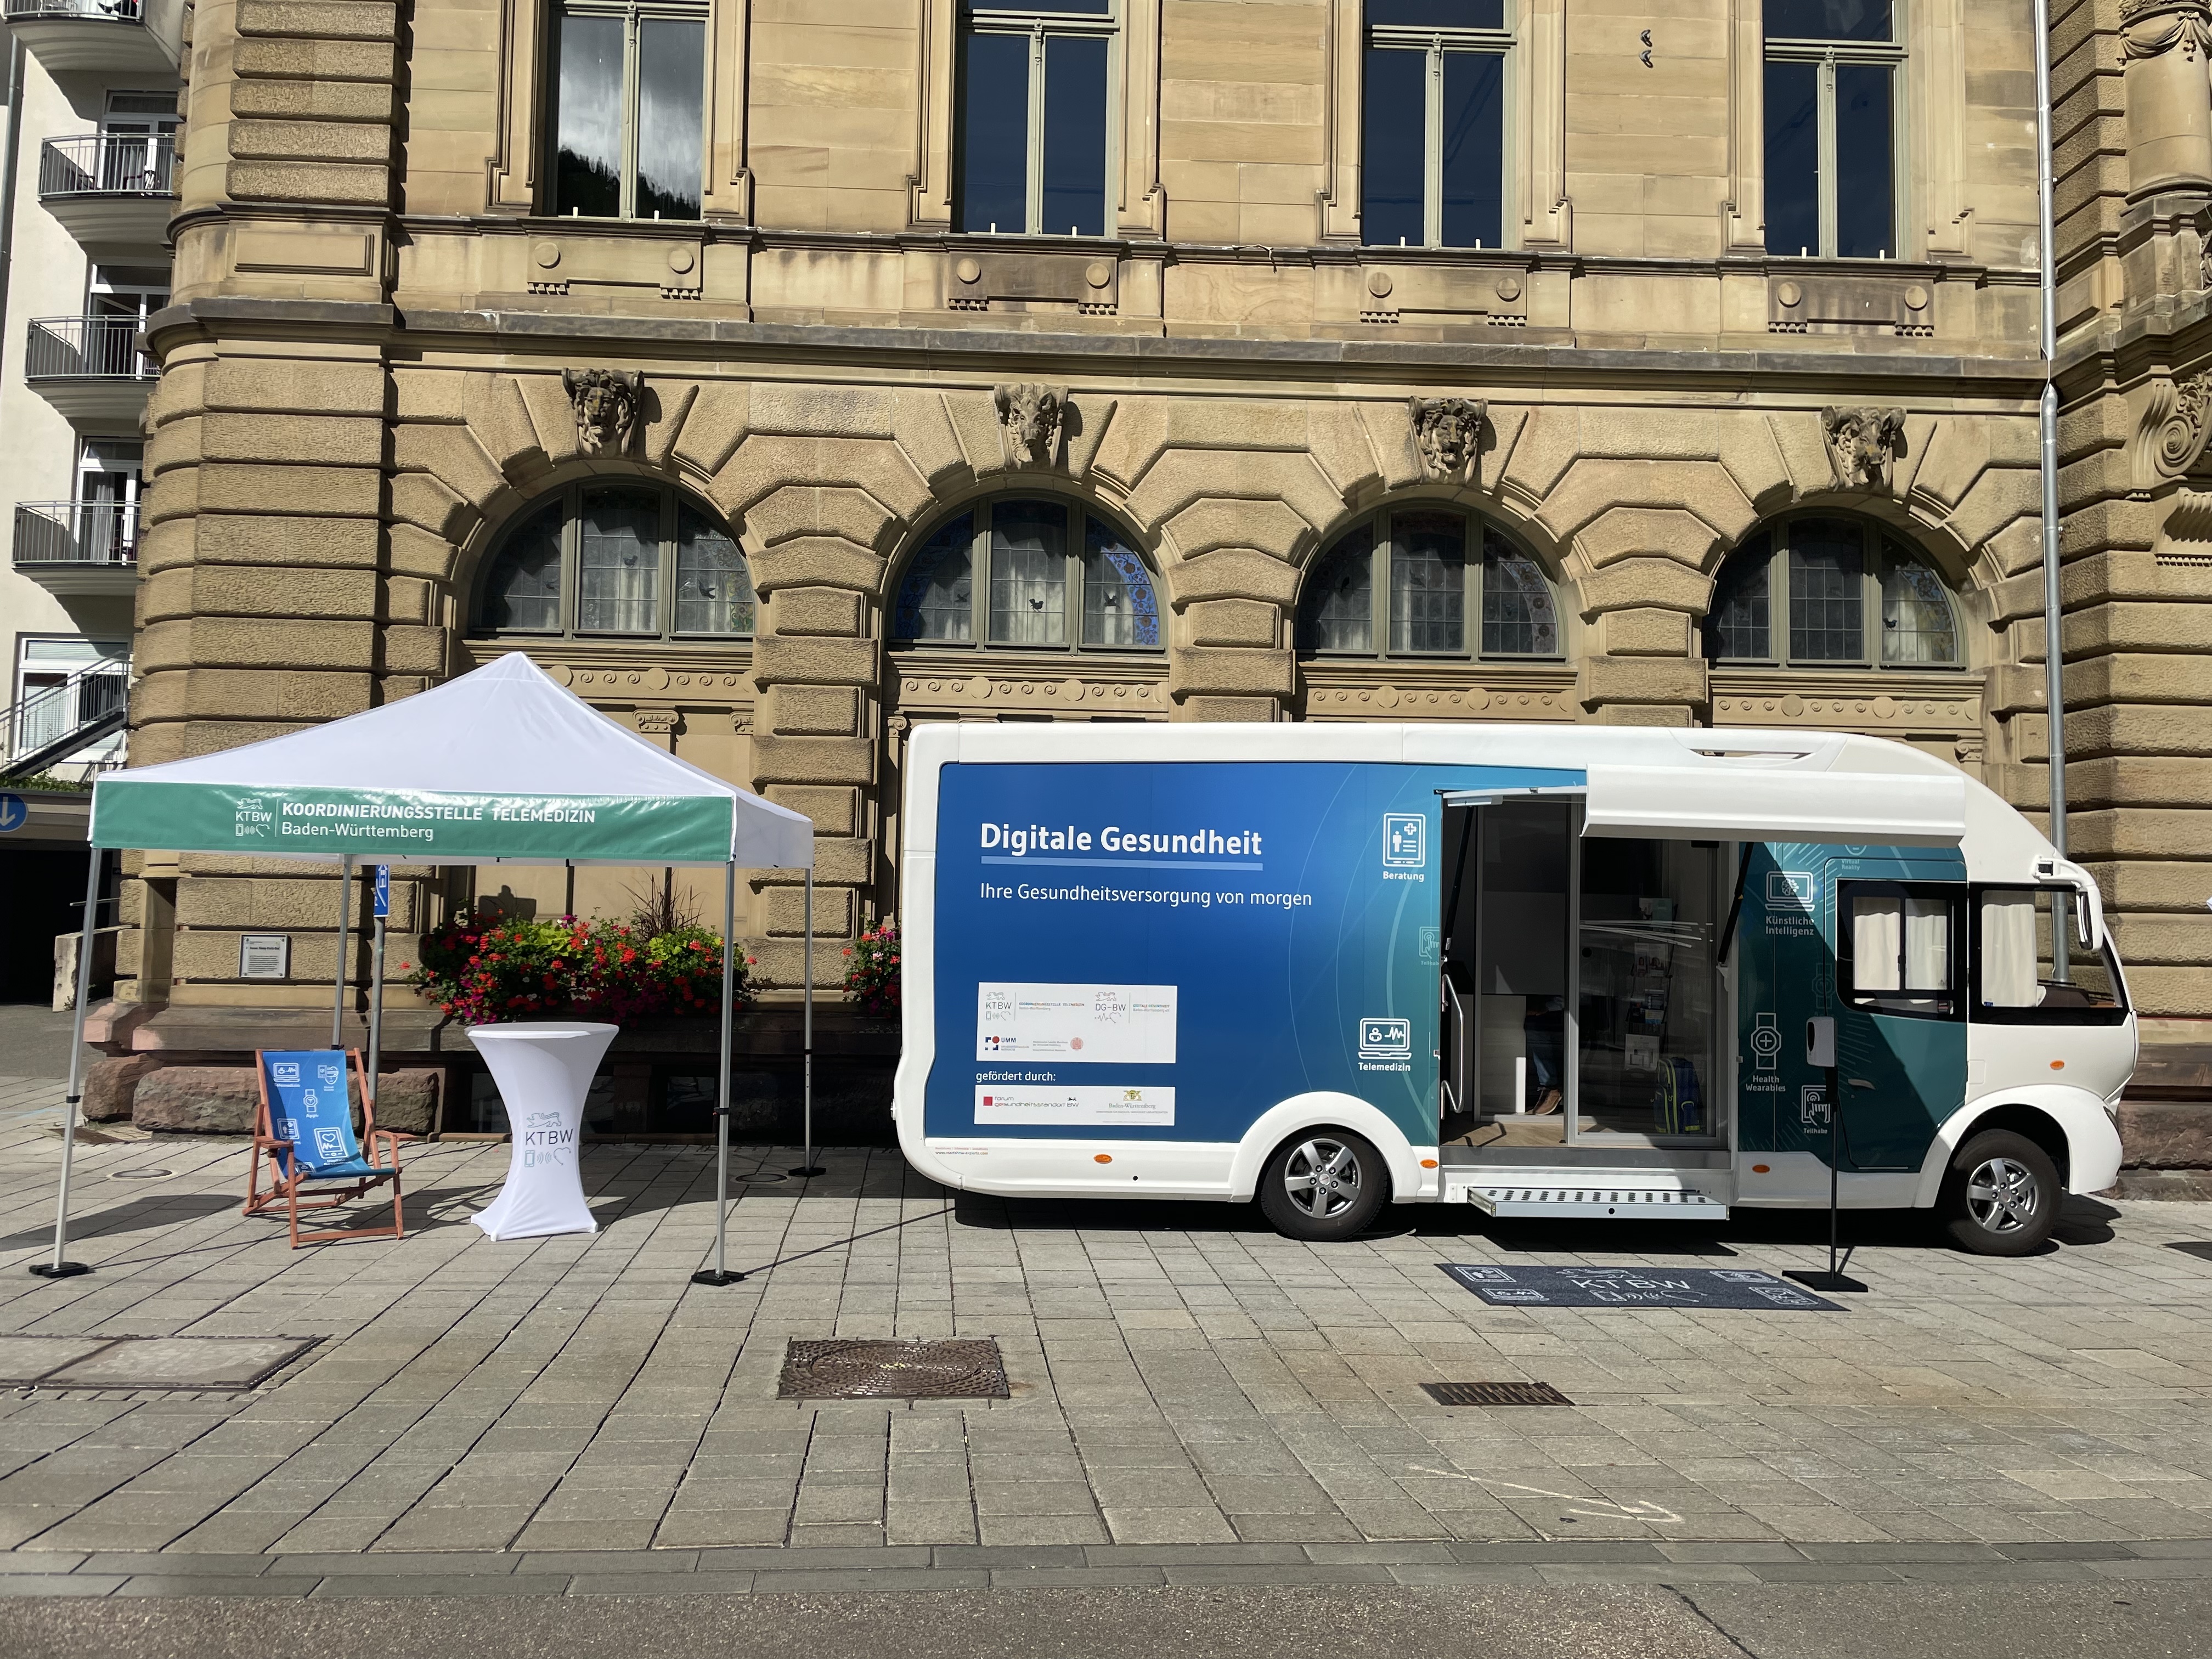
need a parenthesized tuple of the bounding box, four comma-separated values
(1465, 1185, 1729, 1221)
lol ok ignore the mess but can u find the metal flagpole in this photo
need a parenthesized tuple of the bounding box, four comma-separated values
(366, 866, 389, 1114)
(790, 865, 822, 1178)
(32, 847, 101, 1279)
(331, 854, 354, 1048)
(2032, 0, 2072, 981)
(693, 862, 743, 1286)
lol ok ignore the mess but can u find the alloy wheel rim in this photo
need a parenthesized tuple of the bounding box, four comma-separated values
(1965, 1155, 2040, 1233)
(1283, 1138, 1360, 1219)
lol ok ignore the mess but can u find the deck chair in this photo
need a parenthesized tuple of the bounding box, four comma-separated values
(245, 1049, 406, 1246)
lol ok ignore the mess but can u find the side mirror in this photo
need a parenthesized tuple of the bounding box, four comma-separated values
(1805, 1016, 1836, 1069)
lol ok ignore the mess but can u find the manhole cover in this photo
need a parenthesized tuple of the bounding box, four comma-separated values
(778, 1338, 1008, 1400)
(0, 1335, 318, 1391)
(1421, 1380, 1575, 1407)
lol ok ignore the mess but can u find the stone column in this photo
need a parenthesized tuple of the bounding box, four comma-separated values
(1172, 578, 1294, 721)
(1576, 562, 1711, 727)
(750, 582, 874, 989)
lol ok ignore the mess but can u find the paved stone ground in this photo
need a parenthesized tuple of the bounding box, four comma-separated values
(8, 1070, 2212, 1584)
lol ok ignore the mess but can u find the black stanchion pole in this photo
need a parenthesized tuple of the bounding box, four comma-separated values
(1788, 1019, 1867, 1294)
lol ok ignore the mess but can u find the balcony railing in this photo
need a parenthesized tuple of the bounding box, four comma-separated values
(2, 0, 141, 19)
(24, 315, 152, 381)
(14, 502, 139, 569)
(5, 660, 129, 776)
(39, 133, 177, 200)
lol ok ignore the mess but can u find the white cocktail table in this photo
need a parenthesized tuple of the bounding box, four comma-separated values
(469, 1022, 618, 1240)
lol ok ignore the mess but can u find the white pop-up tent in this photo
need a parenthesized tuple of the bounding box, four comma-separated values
(38, 653, 813, 1286)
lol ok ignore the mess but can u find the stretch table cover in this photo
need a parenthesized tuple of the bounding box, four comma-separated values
(84, 652, 813, 870)
(470, 1024, 618, 1241)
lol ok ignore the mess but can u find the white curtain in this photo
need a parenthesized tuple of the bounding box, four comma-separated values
(1903, 895, 1949, 991)
(989, 503, 1066, 645)
(1852, 895, 1902, 991)
(1980, 893, 2040, 1007)
(578, 490, 658, 633)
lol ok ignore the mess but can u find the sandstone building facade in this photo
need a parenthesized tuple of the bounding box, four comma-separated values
(93, 0, 2205, 1072)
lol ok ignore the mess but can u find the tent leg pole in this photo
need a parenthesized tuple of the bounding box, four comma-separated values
(331, 855, 354, 1049)
(33, 847, 101, 1279)
(368, 913, 386, 1114)
(791, 866, 822, 1179)
(693, 862, 742, 1287)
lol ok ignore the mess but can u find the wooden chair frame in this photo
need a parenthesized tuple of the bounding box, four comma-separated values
(245, 1049, 408, 1246)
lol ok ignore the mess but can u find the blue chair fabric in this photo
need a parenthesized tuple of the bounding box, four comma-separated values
(246, 1049, 406, 1246)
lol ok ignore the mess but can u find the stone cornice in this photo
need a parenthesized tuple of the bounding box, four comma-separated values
(2056, 285, 2212, 397)
(144, 295, 2047, 397)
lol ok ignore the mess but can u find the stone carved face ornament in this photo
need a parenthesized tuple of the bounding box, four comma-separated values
(994, 382, 1066, 464)
(562, 368, 645, 455)
(1407, 397, 1487, 478)
(1822, 405, 1908, 491)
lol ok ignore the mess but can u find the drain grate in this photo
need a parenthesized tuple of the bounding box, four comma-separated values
(778, 1338, 1009, 1400)
(1421, 1380, 1575, 1407)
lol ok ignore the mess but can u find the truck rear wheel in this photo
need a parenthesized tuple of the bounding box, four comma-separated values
(1258, 1130, 1388, 1241)
(1939, 1129, 2059, 1256)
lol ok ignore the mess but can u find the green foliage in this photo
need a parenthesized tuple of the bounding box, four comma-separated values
(402, 907, 752, 1025)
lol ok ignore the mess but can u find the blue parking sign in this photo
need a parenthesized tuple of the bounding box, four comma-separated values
(372, 865, 390, 918)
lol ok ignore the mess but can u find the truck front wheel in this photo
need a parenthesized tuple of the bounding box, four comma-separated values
(1258, 1130, 1389, 1241)
(1939, 1128, 2059, 1256)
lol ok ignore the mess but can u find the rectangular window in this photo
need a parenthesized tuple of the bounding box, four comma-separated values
(635, 18, 704, 220)
(1762, 60, 1819, 258)
(1787, 527, 1864, 661)
(1042, 36, 1109, 238)
(1763, 0, 1899, 259)
(1971, 889, 2129, 1025)
(1841, 883, 1960, 1018)
(1440, 52, 1504, 251)
(1362, 1, 1511, 250)
(1389, 512, 1466, 653)
(576, 487, 661, 633)
(956, 3, 1115, 236)
(989, 499, 1069, 645)
(958, 31, 1030, 234)
(550, 2, 705, 222)
(1359, 47, 1427, 249)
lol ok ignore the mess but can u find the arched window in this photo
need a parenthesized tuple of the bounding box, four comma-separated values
(1705, 516, 1960, 668)
(475, 481, 753, 640)
(1296, 507, 1560, 659)
(891, 497, 1161, 651)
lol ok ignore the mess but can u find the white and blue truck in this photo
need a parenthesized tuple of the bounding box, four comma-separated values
(893, 723, 2132, 1254)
